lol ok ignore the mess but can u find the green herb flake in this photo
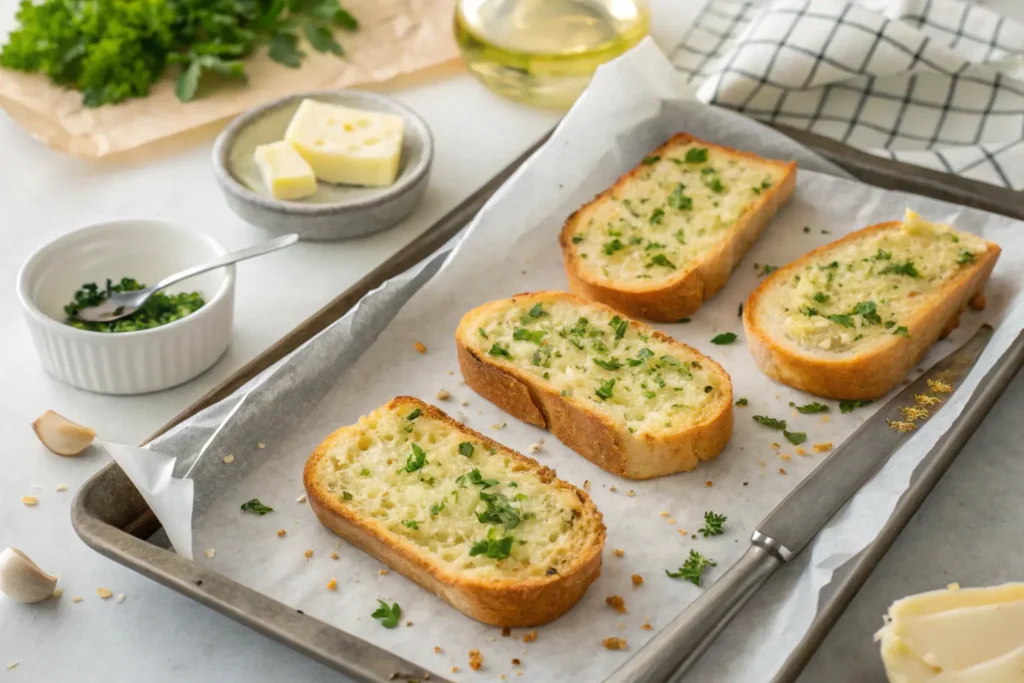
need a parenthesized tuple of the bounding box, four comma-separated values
(753, 415, 787, 430)
(594, 358, 621, 371)
(958, 250, 975, 265)
(406, 408, 421, 421)
(711, 332, 737, 345)
(853, 301, 882, 325)
(667, 184, 692, 211)
(465, 468, 499, 488)
(642, 155, 661, 165)
(371, 600, 401, 628)
(650, 208, 665, 225)
(839, 399, 872, 414)
(812, 292, 829, 303)
(458, 442, 474, 458)
(783, 430, 807, 446)
(610, 315, 628, 339)
(603, 239, 625, 255)
(893, 326, 911, 338)
(402, 519, 419, 530)
(791, 401, 829, 414)
(360, 467, 371, 476)
(487, 343, 512, 358)
(735, 398, 748, 406)
(469, 529, 515, 560)
(571, 234, 586, 244)
(239, 498, 273, 515)
(402, 444, 427, 473)
(666, 549, 717, 585)
(879, 260, 921, 278)
(342, 491, 353, 501)
(685, 148, 709, 163)
(513, 327, 546, 344)
(700, 511, 727, 537)
(758, 265, 778, 276)
(673, 229, 686, 244)
(826, 314, 854, 328)
(478, 327, 488, 338)
(648, 254, 677, 269)
(595, 378, 616, 401)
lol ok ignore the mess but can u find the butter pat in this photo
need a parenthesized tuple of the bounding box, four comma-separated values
(876, 583, 1024, 682)
(284, 99, 404, 187)
(253, 141, 317, 200)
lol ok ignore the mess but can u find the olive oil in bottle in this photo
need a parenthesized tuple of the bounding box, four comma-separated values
(454, 0, 650, 109)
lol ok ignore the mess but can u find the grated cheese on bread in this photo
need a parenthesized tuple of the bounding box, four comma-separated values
(744, 210, 1000, 399)
(456, 291, 733, 479)
(560, 133, 796, 322)
(303, 396, 605, 627)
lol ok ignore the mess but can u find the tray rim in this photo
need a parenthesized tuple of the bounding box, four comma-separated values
(71, 124, 1024, 683)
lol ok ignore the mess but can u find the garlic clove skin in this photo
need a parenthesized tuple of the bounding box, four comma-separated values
(0, 548, 58, 603)
(31, 410, 95, 457)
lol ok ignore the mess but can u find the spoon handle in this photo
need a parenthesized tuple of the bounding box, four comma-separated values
(152, 233, 299, 293)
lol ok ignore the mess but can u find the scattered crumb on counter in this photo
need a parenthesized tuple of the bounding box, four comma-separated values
(813, 442, 832, 452)
(602, 637, 628, 651)
(451, 667, 460, 674)
(704, 481, 713, 488)
(626, 490, 635, 497)
(434, 646, 444, 654)
(677, 529, 689, 537)
(257, 442, 266, 450)
(523, 631, 537, 643)
(659, 511, 669, 517)
(71, 596, 83, 603)
(326, 578, 337, 591)
(778, 468, 787, 475)
(613, 549, 624, 558)
(96, 587, 113, 599)
(583, 480, 591, 491)
(204, 548, 216, 558)
(469, 650, 483, 671)
(115, 594, 126, 604)
(437, 389, 451, 401)
(277, 529, 287, 537)
(501, 627, 511, 637)
(378, 569, 389, 576)
(780, 454, 791, 461)
(795, 448, 807, 456)
(632, 574, 643, 588)
(609, 486, 617, 492)
(296, 494, 307, 503)
(927, 379, 953, 393)
(527, 441, 542, 454)
(490, 423, 506, 430)
(330, 552, 339, 560)
(223, 454, 235, 464)
(641, 623, 653, 631)
(304, 549, 314, 559)
(511, 658, 521, 666)
(887, 419, 916, 433)
(821, 415, 830, 423)
(52, 588, 62, 598)
(605, 595, 626, 613)
(667, 518, 676, 525)
(21, 496, 38, 506)
(447, 370, 454, 376)
(770, 443, 780, 450)
(414, 342, 427, 354)
(948, 582, 960, 590)
(460, 399, 470, 406)
(406, 621, 413, 627)
(56, 484, 68, 492)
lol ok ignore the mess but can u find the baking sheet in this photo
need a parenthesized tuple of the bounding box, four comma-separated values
(130, 40, 1024, 682)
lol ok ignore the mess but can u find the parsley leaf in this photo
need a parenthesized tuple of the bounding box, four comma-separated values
(626, 348, 654, 366)
(527, 303, 546, 318)
(648, 254, 677, 269)
(406, 408, 421, 420)
(240, 498, 273, 515)
(893, 325, 911, 338)
(735, 398, 748, 406)
(595, 378, 616, 401)
(813, 292, 829, 303)
(711, 332, 737, 345)
(839, 399, 872, 413)
(666, 550, 717, 585)
(758, 264, 778, 276)
(673, 229, 686, 244)
(791, 401, 829, 414)
(402, 444, 427, 473)
(685, 148, 709, 163)
(649, 208, 665, 225)
(594, 358, 622, 371)
(701, 172, 725, 193)
(783, 430, 807, 445)
(304, 22, 343, 55)
(667, 184, 692, 211)
(465, 468, 498, 488)
(958, 250, 975, 265)
(853, 301, 881, 325)
(478, 327, 488, 338)
(610, 315, 628, 339)
(879, 260, 921, 278)
(402, 519, 419, 530)
(371, 599, 401, 628)
(571, 234, 585, 244)
(603, 239, 625, 255)
(826, 314, 854, 328)
(267, 31, 305, 68)
(700, 511, 727, 537)
(477, 491, 522, 531)
(487, 343, 512, 358)
(469, 531, 515, 560)
(642, 155, 660, 165)
(458, 442, 474, 458)
(513, 327, 546, 344)
(532, 345, 552, 367)
(753, 415, 787, 430)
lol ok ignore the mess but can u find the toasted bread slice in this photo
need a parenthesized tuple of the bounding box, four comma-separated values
(456, 291, 733, 479)
(303, 397, 605, 627)
(744, 210, 1000, 399)
(560, 133, 796, 322)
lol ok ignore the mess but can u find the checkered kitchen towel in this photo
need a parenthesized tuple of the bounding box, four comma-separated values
(671, 0, 1024, 189)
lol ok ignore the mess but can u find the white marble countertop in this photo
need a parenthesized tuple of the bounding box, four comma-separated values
(1, 1, 1020, 681)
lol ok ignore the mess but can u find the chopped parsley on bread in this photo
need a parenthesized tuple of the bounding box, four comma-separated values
(456, 291, 733, 479)
(744, 210, 1000, 399)
(303, 397, 605, 627)
(560, 133, 796, 322)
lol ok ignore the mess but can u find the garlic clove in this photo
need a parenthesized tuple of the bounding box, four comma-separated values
(0, 548, 58, 603)
(31, 410, 95, 457)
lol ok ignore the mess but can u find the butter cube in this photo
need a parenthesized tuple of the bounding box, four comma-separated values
(284, 99, 404, 187)
(876, 583, 1024, 682)
(253, 141, 317, 200)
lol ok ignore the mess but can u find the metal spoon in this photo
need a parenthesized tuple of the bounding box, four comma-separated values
(73, 233, 300, 323)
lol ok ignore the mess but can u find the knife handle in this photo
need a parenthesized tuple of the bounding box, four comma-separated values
(604, 545, 782, 683)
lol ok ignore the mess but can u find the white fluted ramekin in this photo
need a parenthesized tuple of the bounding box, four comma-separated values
(17, 219, 235, 395)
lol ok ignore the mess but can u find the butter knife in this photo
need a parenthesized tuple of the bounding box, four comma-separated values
(605, 323, 1000, 683)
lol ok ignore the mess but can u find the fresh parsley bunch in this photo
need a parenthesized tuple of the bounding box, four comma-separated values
(0, 0, 358, 107)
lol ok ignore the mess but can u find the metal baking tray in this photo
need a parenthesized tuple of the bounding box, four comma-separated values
(71, 125, 1024, 683)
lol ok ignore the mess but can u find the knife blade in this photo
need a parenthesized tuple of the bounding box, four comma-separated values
(603, 324, 995, 683)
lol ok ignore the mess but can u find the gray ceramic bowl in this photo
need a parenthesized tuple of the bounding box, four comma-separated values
(212, 90, 433, 241)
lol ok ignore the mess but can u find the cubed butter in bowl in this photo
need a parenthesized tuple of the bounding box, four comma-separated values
(213, 90, 432, 241)
(876, 582, 1024, 682)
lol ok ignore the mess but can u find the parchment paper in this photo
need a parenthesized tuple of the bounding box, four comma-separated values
(0, 0, 457, 157)
(130, 41, 1024, 682)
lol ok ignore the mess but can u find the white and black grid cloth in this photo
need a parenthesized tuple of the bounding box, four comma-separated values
(671, 0, 1024, 189)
